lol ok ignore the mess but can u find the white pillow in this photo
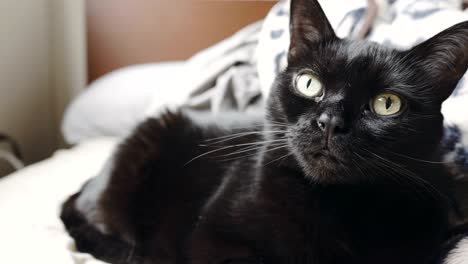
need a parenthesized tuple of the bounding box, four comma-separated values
(62, 62, 190, 144)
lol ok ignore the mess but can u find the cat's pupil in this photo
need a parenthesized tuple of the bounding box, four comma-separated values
(385, 97, 392, 110)
(306, 79, 312, 89)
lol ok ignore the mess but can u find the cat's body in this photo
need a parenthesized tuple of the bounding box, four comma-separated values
(62, 110, 453, 264)
(61, 0, 468, 263)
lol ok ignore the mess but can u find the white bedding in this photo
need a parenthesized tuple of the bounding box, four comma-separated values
(62, 62, 186, 145)
(0, 138, 118, 264)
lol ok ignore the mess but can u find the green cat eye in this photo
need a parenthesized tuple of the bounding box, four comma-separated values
(295, 73, 323, 98)
(372, 93, 402, 116)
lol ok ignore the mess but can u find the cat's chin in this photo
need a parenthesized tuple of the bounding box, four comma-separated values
(295, 151, 352, 184)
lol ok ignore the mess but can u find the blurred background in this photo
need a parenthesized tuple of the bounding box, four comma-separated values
(0, 0, 275, 176)
(1, 1, 468, 262)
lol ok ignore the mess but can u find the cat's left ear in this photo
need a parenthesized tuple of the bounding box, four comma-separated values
(289, 0, 337, 59)
(406, 21, 468, 102)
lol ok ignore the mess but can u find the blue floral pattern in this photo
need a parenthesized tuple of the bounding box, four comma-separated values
(443, 125, 468, 174)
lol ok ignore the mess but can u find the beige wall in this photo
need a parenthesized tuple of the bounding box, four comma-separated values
(51, 0, 87, 143)
(0, 0, 86, 175)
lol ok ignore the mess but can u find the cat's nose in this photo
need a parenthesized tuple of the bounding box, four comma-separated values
(316, 113, 345, 134)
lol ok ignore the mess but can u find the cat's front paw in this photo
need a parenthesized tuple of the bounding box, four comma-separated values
(441, 225, 468, 264)
(61, 191, 135, 264)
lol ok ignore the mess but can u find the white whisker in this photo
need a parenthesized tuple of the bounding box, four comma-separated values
(264, 152, 293, 166)
(204, 130, 287, 144)
(187, 139, 288, 165)
(217, 142, 288, 158)
(217, 144, 289, 162)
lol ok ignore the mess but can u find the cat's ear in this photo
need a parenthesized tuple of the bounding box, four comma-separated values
(289, 0, 337, 59)
(406, 21, 468, 102)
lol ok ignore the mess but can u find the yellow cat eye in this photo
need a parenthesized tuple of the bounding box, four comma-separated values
(372, 93, 402, 116)
(295, 73, 323, 98)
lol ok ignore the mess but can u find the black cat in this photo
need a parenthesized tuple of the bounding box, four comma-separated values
(61, 0, 468, 263)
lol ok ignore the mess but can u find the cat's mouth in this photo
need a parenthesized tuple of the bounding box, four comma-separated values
(313, 149, 331, 158)
(288, 139, 351, 183)
(312, 149, 338, 163)
(299, 147, 348, 183)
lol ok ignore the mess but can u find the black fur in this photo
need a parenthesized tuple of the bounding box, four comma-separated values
(61, 0, 468, 263)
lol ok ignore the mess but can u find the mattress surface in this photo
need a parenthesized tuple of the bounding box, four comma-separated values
(0, 138, 118, 264)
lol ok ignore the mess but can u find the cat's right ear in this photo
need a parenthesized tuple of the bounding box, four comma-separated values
(289, 0, 337, 59)
(405, 21, 468, 102)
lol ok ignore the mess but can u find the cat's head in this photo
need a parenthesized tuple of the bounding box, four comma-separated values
(267, 0, 468, 183)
